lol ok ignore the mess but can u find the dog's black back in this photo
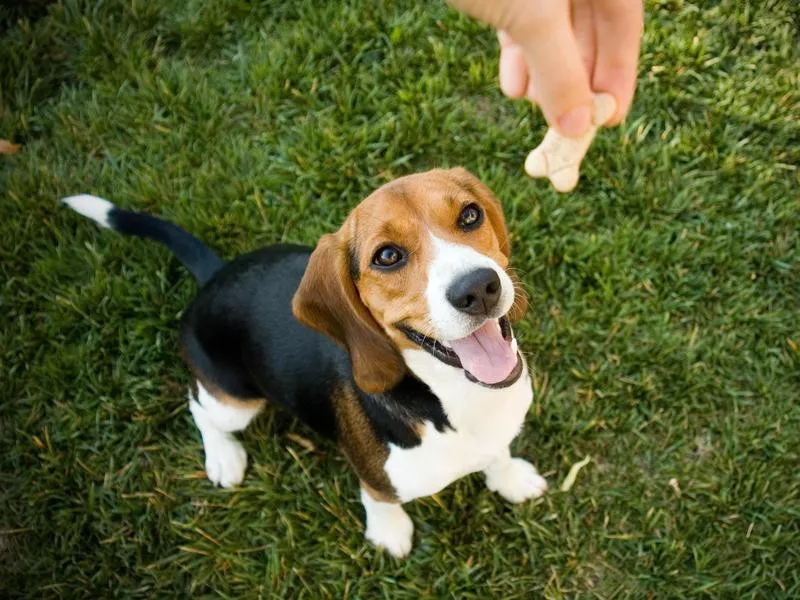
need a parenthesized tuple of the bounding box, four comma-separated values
(181, 245, 345, 438)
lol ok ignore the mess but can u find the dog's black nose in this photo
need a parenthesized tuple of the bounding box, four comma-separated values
(446, 268, 501, 316)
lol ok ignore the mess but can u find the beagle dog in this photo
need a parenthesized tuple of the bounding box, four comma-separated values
(62, 168, 547, 558)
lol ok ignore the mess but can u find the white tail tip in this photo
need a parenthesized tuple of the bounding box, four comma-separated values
(61, 194, 115, 229)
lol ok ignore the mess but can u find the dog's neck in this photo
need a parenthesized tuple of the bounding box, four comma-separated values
(400, 348, 533, 435)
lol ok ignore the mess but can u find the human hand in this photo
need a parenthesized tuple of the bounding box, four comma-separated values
(449, 0, 643, 137)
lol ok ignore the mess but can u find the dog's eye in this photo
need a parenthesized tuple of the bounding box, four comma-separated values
(458, 203, 483, 231)
(372, 245, 405, 269)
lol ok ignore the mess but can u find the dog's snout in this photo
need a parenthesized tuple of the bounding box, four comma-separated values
(446, 268, 501, 316)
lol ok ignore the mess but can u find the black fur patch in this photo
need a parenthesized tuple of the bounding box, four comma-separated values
(356, 375, 452, 449)
(180, 245, 341, 439)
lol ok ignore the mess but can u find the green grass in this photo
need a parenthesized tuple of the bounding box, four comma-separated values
(1, 0, 798, 597)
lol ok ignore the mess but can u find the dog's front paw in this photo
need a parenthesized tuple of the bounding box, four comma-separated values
(204, 433, 248, 488)
(485, 457, 548, 504)
(363, 504, 414, 558)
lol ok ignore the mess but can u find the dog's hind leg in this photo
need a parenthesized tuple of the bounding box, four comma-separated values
(189, 381, 265, 488)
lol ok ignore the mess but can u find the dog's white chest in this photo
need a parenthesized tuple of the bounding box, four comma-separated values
(384, 350, 533, 503)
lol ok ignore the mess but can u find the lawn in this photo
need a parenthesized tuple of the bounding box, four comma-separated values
(1, 0, 798, 597)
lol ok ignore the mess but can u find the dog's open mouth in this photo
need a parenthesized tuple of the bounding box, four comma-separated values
(398, 316, 523, 388)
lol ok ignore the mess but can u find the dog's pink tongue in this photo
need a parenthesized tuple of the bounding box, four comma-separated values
(449, 320, 516, 384)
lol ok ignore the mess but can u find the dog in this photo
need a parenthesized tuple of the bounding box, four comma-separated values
(62, 168, 547, 558)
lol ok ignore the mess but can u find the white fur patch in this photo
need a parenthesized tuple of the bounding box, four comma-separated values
(361, 488, 414, 558)
(189, 382, 263, 488)
(384, 349, 534, 503)
(425, 234, 515, 341)
(61, 194, 115, 229)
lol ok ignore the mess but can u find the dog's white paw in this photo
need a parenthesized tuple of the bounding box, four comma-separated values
(485, 457, 548, 504)
(361, 489, 414, 558)
(204, 433, 248, 488)
(365, 507, 414, 558)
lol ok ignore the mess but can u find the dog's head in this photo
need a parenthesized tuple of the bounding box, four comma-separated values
(292, 168, 527, 393)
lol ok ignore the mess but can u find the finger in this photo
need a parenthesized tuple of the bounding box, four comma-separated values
(572, 0, 597, 81)
(506, 4, 594, 136)
(498, 37, 529, 99)
(526, 74, 539, 106)
(592, 0, 644, 124)
(500, 29, 537, 103)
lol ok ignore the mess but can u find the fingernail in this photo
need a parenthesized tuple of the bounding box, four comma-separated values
(557, 105, 591, 137)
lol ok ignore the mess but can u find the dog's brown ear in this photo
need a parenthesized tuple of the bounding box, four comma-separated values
(292, 232, 406, 393)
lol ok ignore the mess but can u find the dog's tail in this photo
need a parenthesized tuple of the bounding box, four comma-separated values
(62, 194, 224, 286)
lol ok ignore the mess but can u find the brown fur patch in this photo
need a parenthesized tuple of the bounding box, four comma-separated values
(361, 480, 398, 504)
(332, 383, 397, 502)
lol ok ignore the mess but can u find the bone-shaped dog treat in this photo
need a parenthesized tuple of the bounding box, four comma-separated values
(524, 93, 617, 192)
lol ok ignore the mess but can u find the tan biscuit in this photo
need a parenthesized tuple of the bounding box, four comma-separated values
(525, 93, 617, 192)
